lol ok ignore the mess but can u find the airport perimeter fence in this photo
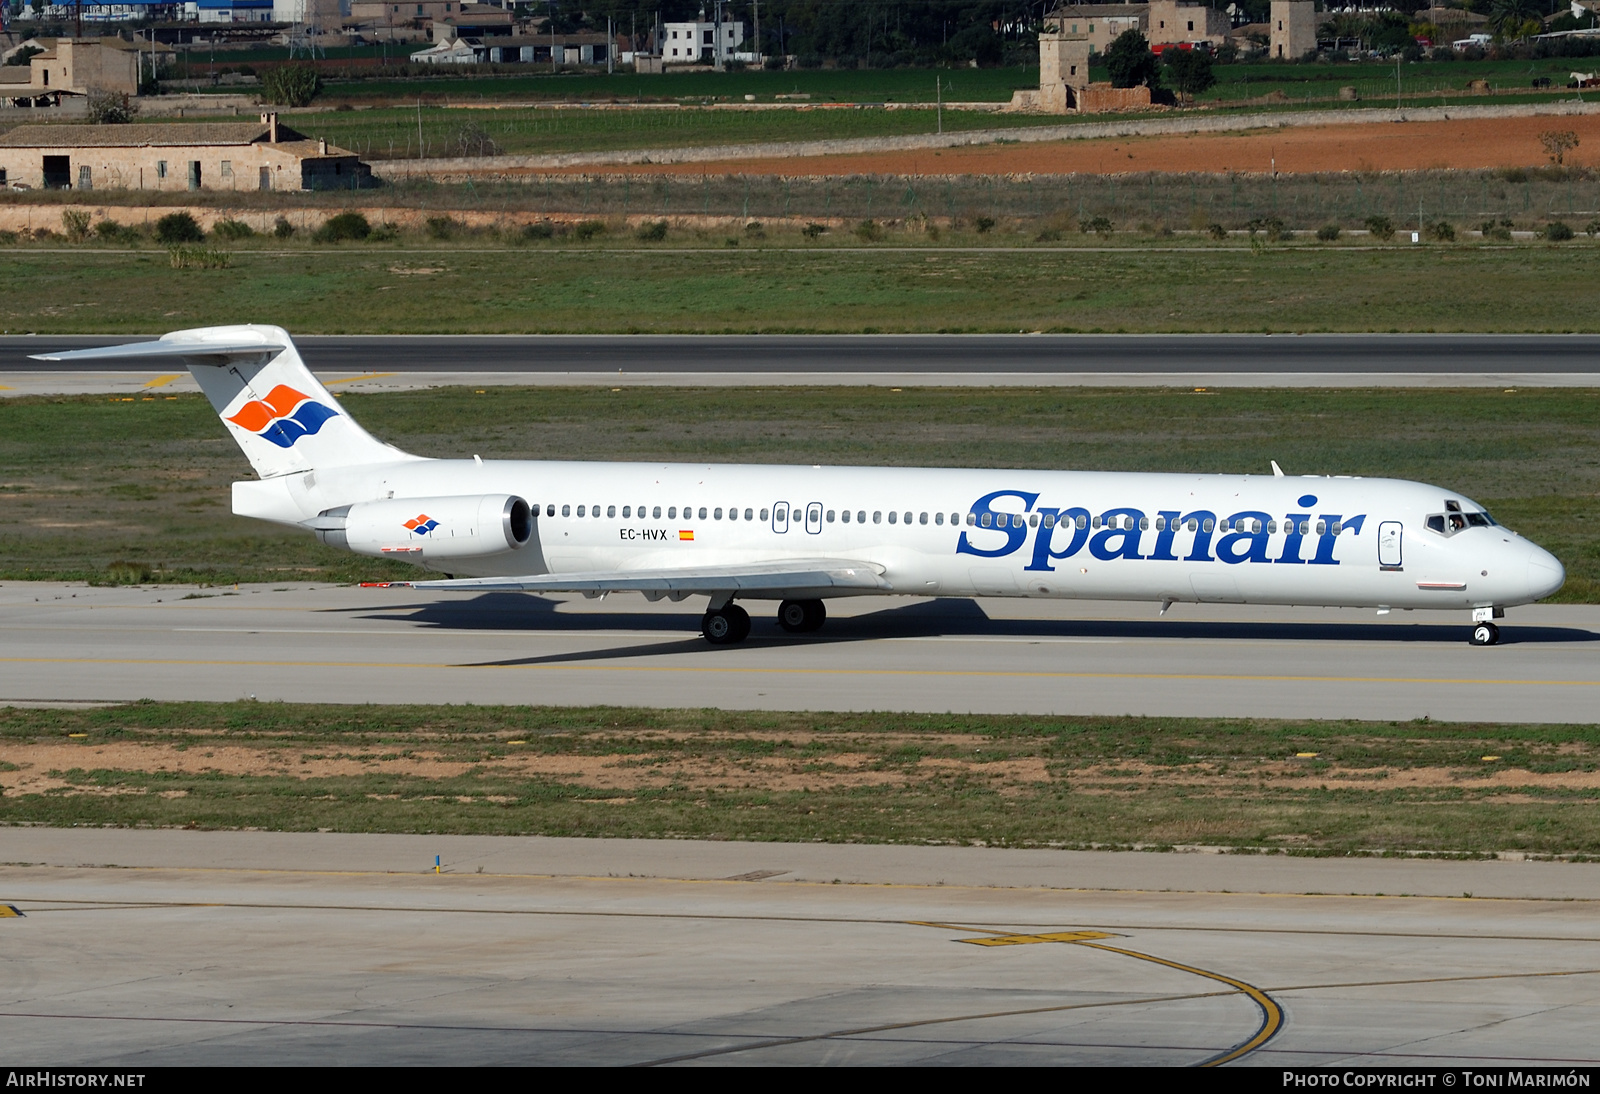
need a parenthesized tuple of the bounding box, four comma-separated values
(388, 169, 1600, 230)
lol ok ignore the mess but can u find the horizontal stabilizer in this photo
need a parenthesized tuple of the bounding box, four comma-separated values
(410, 559, 891, 596)
(30, 338, 285, 364)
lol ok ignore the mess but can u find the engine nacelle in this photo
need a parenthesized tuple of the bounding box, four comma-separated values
(308, 494, 533, 561)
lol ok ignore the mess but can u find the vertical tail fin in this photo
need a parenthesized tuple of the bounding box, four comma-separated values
(32, 325, 411, 479)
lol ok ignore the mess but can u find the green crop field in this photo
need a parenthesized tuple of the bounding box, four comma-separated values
(2, 702, 1597, 853)
(1, 386, 1596, 598)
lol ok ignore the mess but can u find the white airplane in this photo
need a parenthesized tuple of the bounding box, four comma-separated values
(38, 325, 1565, 647)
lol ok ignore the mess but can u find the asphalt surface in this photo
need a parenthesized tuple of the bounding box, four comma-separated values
(3, 830, 1598, 1066)
(6, 333, 1600, 376)
(5, 583, 1597, 721)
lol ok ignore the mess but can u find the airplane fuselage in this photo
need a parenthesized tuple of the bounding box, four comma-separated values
(240, 458, 1565, 613)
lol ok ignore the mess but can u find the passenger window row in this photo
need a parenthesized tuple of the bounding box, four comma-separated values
(537, 503, 1341, 538)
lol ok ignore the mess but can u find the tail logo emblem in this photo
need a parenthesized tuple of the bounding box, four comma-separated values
(226, 385, 338, 449)
(404, 514, 439, 535)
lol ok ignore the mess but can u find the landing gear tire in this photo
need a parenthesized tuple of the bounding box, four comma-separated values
(1470, 622, 1500, 647)
(703, 604, 751, 645)
(777, 598, 826, 633)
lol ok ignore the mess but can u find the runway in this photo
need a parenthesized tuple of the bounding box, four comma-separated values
(4, 582, 1597, 721)
(4, 333, 1600, 394)
(3, 828, 1598, 1066)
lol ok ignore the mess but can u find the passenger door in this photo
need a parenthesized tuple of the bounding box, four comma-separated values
(805, 502, 822, 534)
(1378, 521, 1403, 570)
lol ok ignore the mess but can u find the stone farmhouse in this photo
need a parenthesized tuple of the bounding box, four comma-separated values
(0, 114, 374, 192)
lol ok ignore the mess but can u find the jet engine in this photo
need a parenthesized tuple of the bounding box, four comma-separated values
(307, 494, 533, 560)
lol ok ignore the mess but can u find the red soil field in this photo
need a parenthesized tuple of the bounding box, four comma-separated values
(554, 113, 1600, 177)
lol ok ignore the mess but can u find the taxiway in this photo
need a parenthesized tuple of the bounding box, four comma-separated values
(2, 829, 1597, 1066)
(3, 583, 1596, 721)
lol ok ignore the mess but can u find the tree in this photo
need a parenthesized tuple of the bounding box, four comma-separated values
(1105, 29, 1159, 89)
(1540, 129, 1579, 164)
(1488, 0, 1539, 38)
(1163, 48, 1215, 102)
(85, 87, 137, 124)
(261, 64, 321, 108)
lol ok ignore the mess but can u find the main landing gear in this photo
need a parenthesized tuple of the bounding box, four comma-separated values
(702, 604, 751, 645)
(1470, 621, 1500, 646)
(777, 598, 826, 634)
(701, 599, 827, 645)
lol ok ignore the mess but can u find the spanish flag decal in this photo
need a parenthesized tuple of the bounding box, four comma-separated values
(679, 530, 695, 541)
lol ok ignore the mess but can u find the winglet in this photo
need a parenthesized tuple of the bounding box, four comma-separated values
(1270, 460, 1285, 478)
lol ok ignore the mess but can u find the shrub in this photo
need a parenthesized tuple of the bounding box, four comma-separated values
(1081, 215, 1113, 236)
(1036, 227, 1064, 242)
(801, 222, 826, 239)
(744, 220, 765, 239)
(974, 215, 997, 233)
(168, 246, 231, 270)
(635, 220, 668, 242)
(573, 219, 607, 242)
(272, 215, 295, 239)
(854, 219, 884, 242)
(1427, 220, 1456, 242)
(1542, 220, 1575, 241)
(1247, 216, 1289, 242)
(61, 209, 91, 242)
(1480, 219, 1513, 241)
(1316, 223, 1341, 242)
(211, 218, 255, 241)
(312, 212, 371, 243)
(1587, 219, 1600, 238)
(1364, 215, 1395, 241)
(521, 221, 555, 240)
(425, 215, 461, 240)
(94, 219, 136, 243)
(85, 87, 137, 124)
(103, 561, 151, 585)
(0, 230, 17, 245)
(261, 63, 321, 107)
(154, 211, 203, 244)
(448, 122, 499, 158)
(1207, 223, 1228, 240)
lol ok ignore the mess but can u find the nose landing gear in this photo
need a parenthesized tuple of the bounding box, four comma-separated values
(777, 598, 826, 634)
(1470, 621, 1500, 646)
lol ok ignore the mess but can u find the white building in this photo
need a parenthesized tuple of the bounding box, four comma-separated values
(661, 15, 744, 63)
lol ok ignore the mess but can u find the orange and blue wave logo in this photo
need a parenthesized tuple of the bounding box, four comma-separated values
(404, 514, 439, 535)
(225, 385, 338, 449)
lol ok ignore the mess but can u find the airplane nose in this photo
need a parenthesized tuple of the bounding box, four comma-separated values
(1526, 545, 1565, 600)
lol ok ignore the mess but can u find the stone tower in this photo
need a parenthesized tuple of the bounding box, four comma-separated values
(1270, 0, 1316, 60)
(1037, 22, 1091, 112)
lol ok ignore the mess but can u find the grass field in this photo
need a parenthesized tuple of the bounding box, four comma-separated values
(2, 245, 1599, 336)
(2, 702, 1596, 853)
(2, 386, 1596, 599)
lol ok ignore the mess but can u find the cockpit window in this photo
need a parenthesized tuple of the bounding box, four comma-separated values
(1427, 510, 1493, 536)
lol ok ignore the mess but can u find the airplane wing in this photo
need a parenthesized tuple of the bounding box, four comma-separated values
(407, 559, 891, 597)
